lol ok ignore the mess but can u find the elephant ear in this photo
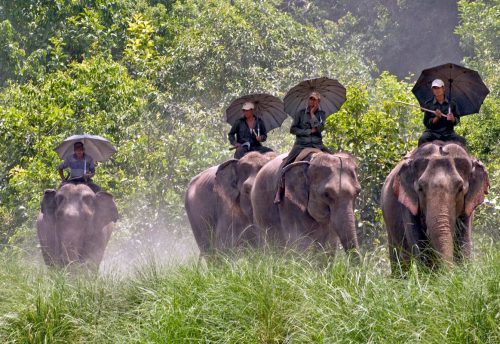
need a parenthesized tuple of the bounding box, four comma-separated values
(464, 160, 489, 217)
(41, 189, 57, 215)
(393, 161, 419, 216)
(282, 161, 310, 212)
(37, 189, 59, 266)
(94, 192, 119, 229)
(215, 159, 239, 202)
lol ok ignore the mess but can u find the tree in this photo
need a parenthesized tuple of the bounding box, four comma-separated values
(324, 73, 420, 246)
(455, 0, 499, 238)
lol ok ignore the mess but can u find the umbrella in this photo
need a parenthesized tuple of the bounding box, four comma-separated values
(55, 134, 117, 162)
(225, 93, 287, 131)
(412, 63, 490, 116)
(283, 77, 346, 118)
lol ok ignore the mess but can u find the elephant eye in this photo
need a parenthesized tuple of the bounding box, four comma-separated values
(416, 181, 425, 193)
(82, 194, 95, 206)
(323, 190, 335, 201)
(454, 179, 465, 193)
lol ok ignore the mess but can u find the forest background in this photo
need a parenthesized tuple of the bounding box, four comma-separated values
(0, 0, 498, 256)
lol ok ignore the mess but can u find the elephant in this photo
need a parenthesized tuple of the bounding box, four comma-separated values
(381, 141, 489, 273)
(251, 151, 361, 256)
(184, 151, 277, 257)
(36, 183, 119, 270)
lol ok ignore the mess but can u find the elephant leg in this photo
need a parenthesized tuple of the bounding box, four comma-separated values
(322, 229, 340, 257)
(454, 215, 473, 262)
(389, 243, 404, 277)
(82, 223, 114, 271)
(388, 239, 414, 277)
(59, 243, 80, 265)
(402, 212, 431, 264)
(387, 221, 413, 277)
(59, 230, 85, 266)
(38, 232, 60, 266)
(280, 215, 316, 251)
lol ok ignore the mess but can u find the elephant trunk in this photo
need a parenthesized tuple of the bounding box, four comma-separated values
(331, 201, 359, 257)
(426, 205, 455, 264)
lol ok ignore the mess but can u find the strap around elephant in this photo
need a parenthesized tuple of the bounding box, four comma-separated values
(282, 160, 310, 176)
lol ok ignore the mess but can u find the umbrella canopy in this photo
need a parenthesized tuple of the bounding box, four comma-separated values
(283, 77, 346, 118)
(412, 63, 490, 116)
(225, 93, 287, 131)
(55, 134, 117, 162)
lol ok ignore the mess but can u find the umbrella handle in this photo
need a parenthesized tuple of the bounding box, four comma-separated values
(395, 101, 437, 114)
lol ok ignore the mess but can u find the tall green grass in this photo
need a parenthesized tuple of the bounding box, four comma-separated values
(0, 245, 499, 343)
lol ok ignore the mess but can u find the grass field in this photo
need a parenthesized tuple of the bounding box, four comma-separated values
(0, 242, 498, 343)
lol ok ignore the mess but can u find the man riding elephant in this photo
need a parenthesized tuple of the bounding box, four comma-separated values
(58, 142, 101, 193)
(274, 91, 330, 203)
(418, 79, 466, 147)
(228, 102, 273, 159)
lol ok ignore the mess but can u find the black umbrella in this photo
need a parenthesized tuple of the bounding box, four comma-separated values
(412, 63, 490, 116)
(283, 77, 346, 118)
(225, 93, 287, 131)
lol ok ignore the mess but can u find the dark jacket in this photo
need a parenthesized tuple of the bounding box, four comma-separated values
(423, 97, 460, 133)
(290, 108, 326, 148)
(228, 117, 268, 147)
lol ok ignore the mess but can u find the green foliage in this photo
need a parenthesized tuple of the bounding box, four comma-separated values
(123, 13, 157, 75)
(150, 0, 371, 105)
(324, 73, 420, 246)
(0, 0, 139, 84)
(0, 206, 15, 247)
(456, 0, 500, 83)
(455, 0, 499, 236)
(0, 20, 25, 86)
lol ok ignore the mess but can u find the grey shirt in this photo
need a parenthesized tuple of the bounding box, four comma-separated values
(58, 154, 95, 179)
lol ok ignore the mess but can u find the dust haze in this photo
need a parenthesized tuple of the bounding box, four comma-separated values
(100, 211, 200, 276)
